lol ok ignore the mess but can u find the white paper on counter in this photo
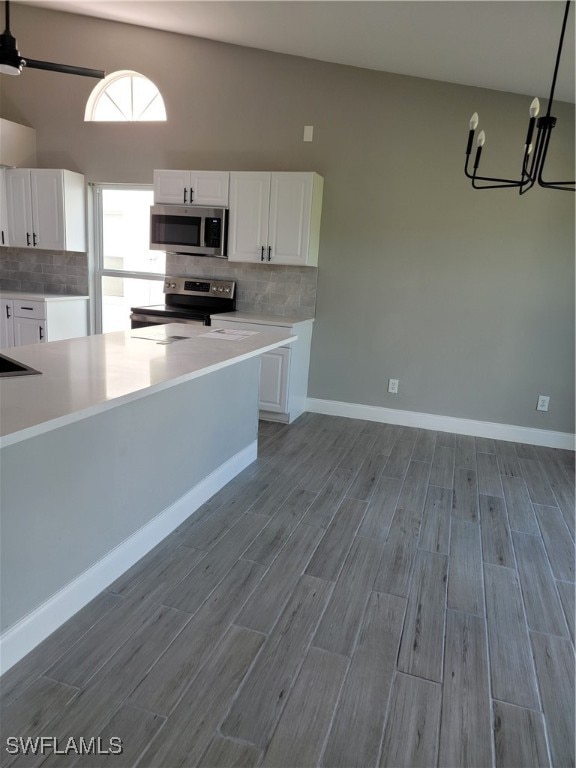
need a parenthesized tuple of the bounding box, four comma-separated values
(200, 328, 260, 341)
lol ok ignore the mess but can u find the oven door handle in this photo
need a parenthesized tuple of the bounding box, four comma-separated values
(130, 312, 206, 327)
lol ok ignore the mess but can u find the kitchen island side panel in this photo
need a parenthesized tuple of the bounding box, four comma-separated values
(0, 357, 259, 633)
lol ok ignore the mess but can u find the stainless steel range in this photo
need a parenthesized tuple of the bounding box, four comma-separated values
(130, 276, 236, 329)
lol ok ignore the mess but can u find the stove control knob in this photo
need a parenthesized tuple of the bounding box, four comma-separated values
(225, 288, 230, 293)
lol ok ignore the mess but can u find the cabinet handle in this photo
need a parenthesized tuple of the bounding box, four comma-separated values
(39, 326, 44, 341)
(33, 233, 38, 246)
(1, 231, 4, 245)
(260, 246, 265, 261)
(26, 233, 30, 246)
(190, 187, 194, 203)
(267, 246, 272, 261)
(21, 306, 34, 311)
(183, 188, 187, 204)
(5, 306, 10, 319)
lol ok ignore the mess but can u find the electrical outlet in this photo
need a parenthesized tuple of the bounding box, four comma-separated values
(536, 395, 550, 412)
(388, 378, 399, 394)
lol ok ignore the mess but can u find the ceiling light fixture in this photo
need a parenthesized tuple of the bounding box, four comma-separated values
(0, 0, 104, 79)
(464, 0, 574, 193)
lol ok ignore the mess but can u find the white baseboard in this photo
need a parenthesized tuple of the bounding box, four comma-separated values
(306, 398, 575, 451)
(0, 441, 257, 676)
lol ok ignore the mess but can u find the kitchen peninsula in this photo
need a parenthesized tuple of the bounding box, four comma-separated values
(0, 323, 295, 673)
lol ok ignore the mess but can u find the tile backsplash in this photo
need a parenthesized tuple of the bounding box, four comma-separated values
(166, 254, 317, 318)
(0, 247, 89, 295)
(0, 248, 317, 316)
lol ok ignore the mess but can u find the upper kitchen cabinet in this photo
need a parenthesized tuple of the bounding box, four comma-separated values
(228, 172, 323, 266)
(0, 169, 9, 247)
(6, 169, 86, 252)
(153, 170, 230, 206)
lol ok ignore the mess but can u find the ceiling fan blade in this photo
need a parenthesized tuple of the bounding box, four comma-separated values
(24, 57, 105, 79)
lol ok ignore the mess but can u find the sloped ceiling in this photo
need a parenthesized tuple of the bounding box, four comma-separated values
(18, 1, 576, 102)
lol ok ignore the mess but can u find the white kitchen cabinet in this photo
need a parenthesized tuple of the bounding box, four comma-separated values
(13, 316, 45, 346)
(0, 294, 88, 349)
(259, 346, 291, 414)
(209, 314, 314, 423)
(228, 172, 323, 266)
(0, 168, 10, 247)
(153, 170, 230, 206)
(6, 168, 86, 252)
(0, 300, 14, 348)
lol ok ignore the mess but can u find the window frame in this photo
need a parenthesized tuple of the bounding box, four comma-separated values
(85, 70, 167, 122)
(91, 183, 164, 334)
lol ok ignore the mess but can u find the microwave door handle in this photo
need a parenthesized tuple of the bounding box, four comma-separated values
(200, 216, 206, 248)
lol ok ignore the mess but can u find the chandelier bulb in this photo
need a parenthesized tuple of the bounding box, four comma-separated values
(529, 98, 540, 117)
(477, 130, 486, 147)
(527, 143, 533, 155)
(469, 112, 479, 130)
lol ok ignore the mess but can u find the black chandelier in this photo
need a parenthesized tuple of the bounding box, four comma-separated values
(464, 0, 575, 193)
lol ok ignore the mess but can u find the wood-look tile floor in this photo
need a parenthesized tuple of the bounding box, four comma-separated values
(1, 414, 575, 768)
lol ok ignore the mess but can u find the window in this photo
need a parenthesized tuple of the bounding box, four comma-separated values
(93, 185, 165, 333)
(85, 70, 166, 122)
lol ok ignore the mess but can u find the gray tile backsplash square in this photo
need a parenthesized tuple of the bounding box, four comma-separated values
(166, 254, 317, 318)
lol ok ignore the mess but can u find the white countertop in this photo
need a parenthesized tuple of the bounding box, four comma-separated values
(0, 292, 89, 302)
(0, 323, 295, 447)
(212, 311, 314, 328)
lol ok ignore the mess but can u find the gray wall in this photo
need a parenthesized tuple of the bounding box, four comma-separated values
(1, 4, 574, 433)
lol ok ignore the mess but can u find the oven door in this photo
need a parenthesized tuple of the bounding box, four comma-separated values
(130, 312, 207, 329)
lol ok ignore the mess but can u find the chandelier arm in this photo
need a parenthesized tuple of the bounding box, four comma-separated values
(545, 0, 571, 118)
(471, 173, 523, 185)
(536, 123, 576, 189)
(539, 183, 576, 191)
(471, 170, 523, 189)
(472, 180, 523, 189)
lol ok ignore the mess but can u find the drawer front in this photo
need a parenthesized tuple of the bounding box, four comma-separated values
(13, 300, 46, 320)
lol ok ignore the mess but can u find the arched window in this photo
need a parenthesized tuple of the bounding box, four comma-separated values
(85, 70, 166, 122)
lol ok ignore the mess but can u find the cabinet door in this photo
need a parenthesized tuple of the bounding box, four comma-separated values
(259, 347, 290, 413)
(13, 316, 45, 346)
(0, 300, 14, 348)
(268, 173, 313, 266)
(189, 171, 229, 206)
(0, 168, 10, 247)
(153, 170, 190, 204)
(30, 170, 65, 251)
(6, 169, 34, 248)
(228, 172, 271, 263)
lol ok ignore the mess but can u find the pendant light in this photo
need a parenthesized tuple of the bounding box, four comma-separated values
(464, 0, 574, 193)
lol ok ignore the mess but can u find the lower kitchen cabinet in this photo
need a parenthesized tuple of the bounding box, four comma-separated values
(260, 346, 291, 414)
(0, 295, 88, 349)
(13, 315, 46, 346)
(210, 314, 314, 423)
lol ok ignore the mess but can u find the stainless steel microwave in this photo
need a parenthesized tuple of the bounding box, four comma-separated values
(149, 205, 228, 257)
